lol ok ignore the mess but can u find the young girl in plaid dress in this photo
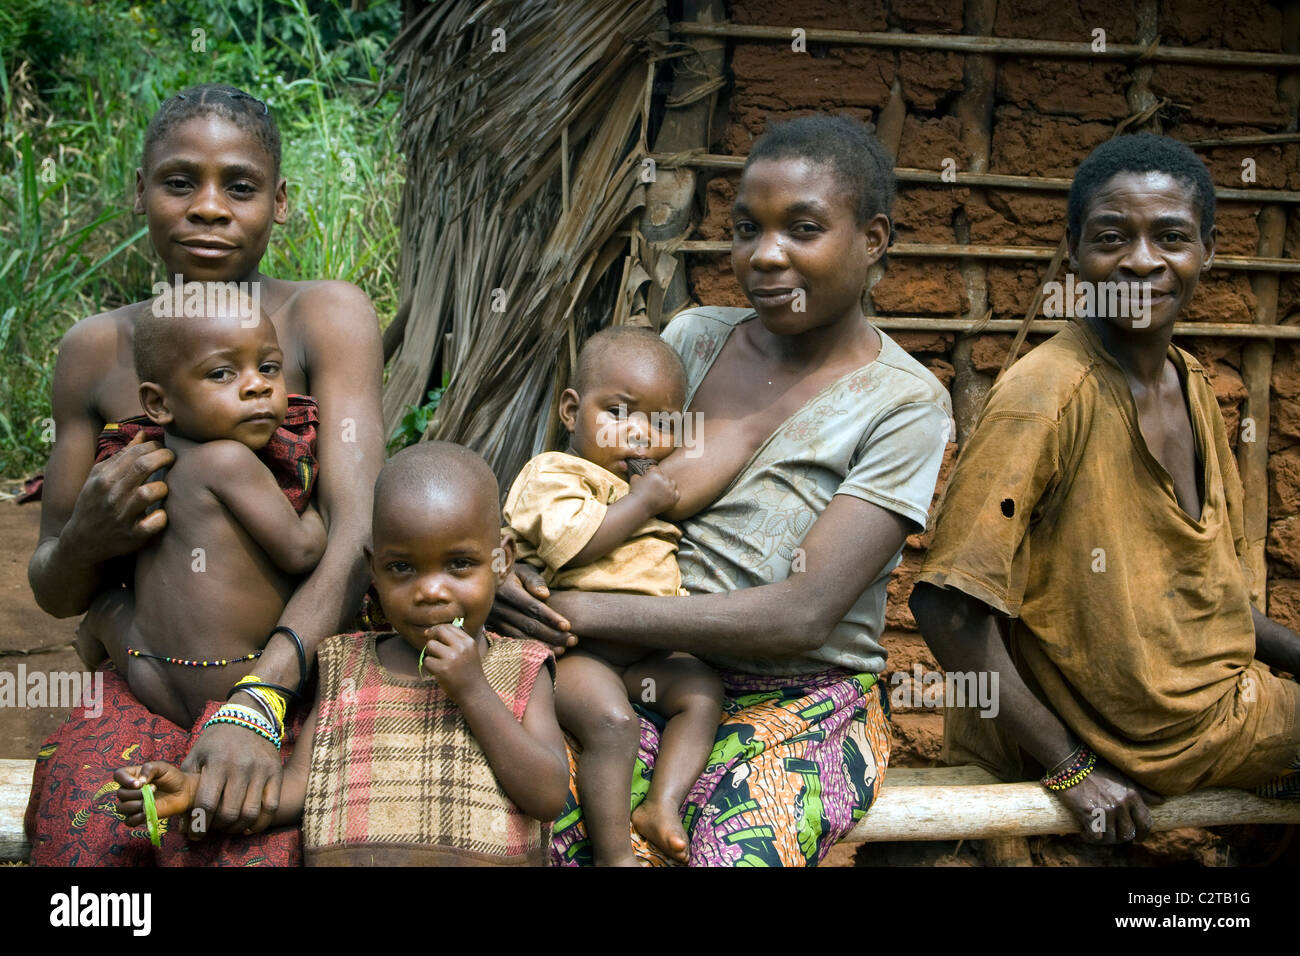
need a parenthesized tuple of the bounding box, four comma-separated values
(116, 442, 568, 865)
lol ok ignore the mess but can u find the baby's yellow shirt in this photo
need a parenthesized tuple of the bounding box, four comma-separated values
(502, 451, 685, 597)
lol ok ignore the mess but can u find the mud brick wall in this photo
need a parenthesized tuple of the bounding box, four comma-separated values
(681, 0, 1300, 764)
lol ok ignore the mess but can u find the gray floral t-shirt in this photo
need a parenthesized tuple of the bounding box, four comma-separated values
(662, 307, 953, 676)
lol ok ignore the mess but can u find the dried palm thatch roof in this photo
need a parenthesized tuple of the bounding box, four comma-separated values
(384, 0, 669, 489)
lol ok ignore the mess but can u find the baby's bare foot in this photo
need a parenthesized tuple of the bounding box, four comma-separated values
(632, 800, 689, 864)
(593, 853, 641, 867)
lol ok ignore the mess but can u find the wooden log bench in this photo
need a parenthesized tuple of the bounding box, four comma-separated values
(2, 759, 34, 863)
(847, 765, 1300, 845)
(3, 758, 1297, 863)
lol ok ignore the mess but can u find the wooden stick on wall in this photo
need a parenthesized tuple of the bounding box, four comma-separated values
(673, 239, 1300, 270)
(1241, 207, 1287, 610)
(949, 0, 997, 447)
(1238, 0, 1299, 610)
(671, 21, 1300, 68)
(1126, 0, 1162, 135)
(867, 77, 907, 315)
(866, 316, 1300, 340)
(653, 154, 1300, 203)
(950, 0, 1032, 868)
(639, 0, 726, 327)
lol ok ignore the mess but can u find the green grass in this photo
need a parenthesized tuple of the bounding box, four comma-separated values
(0, 0, 404, 478)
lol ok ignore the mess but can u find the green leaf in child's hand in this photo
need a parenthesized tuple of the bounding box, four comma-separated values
(141, 782, 162, 847)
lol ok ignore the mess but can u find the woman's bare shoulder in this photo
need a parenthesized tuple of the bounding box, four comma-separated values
(55, 300, 150, 383)
(62, 300, 145, 344)
(272, 277, 376, 322)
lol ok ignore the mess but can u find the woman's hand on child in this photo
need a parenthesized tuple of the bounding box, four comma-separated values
(65, 431, 174, 562)
(181, 723, 283, 837)
(419, 623, 489, 702)
(489, 565, 577, 653)
(629, 464, 679, 515)
(114, 761, 197, 827)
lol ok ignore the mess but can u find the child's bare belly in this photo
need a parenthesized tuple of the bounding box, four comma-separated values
(120, 483, 297, 727)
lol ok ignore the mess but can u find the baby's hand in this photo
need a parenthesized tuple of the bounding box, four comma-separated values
(114, 762, 198, 826)
(418, 622, 487, 705)
(629, 464, 679, 514)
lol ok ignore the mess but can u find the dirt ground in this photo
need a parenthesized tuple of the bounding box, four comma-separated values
(0, 499, 81, 759)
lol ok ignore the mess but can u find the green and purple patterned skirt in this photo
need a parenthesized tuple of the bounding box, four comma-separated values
(551, 667, 891, 867)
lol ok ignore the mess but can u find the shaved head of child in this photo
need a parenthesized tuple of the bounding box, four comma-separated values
(369, 442, 514, 648)
(372, 440, 502, 540)
(134, 281, 263, 382)
(562, 327, 687, 478)
(573, 326, 687, 401)
(134, 282, 287, 449)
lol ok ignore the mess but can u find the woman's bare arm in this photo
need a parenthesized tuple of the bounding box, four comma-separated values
(546, 493, 911, 658)
(185, 281, 384, 834)
(29, 318, 173, 616)
(275, 282, 385, 651)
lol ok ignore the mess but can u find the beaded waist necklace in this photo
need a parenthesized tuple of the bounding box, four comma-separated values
(125, 647, 262, 668)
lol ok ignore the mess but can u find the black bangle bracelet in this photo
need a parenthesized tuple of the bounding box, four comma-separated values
(227, 680, 300, 703)
(270, 625, 309, 696)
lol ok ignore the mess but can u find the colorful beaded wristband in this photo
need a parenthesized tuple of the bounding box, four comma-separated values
(1041, 745, 1097, 791)
(1043, 745, 1082, 779)
(209, 708, 278, 743)
(218, 703, 277, 735)
(236, 690, 279, 736)
(204, 715, 281, 751)
(203, 705, 282, 750)
(1043, 745, 1091, 784)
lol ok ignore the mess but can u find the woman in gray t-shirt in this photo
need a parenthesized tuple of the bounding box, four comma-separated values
(495, 115, 952, 867)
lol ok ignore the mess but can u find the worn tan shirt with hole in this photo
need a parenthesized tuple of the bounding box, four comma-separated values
(919, 320, 1300, 795)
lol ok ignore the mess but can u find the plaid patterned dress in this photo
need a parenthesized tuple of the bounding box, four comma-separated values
(303, 631, 555, 866)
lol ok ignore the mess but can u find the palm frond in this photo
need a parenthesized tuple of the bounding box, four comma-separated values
(384, 0, 667, 488)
